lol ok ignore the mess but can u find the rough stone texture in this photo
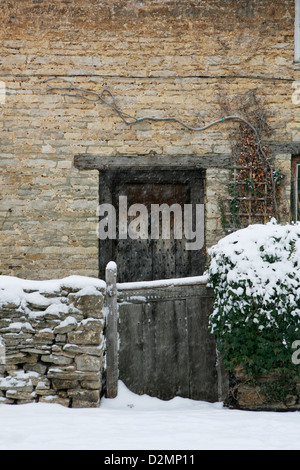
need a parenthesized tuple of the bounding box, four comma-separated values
(0, 0, 299, 280)
(205, 168, 231, 248)
(0, 277, 106, 408)
(226, 367, 300, 412)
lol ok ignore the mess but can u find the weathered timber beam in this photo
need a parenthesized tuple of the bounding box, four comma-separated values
(117, 285, 214, 304)
(74, 153, 233, 171)
(268, 142, 300, 155)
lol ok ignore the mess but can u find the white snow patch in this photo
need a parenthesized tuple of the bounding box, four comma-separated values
(6, 322, 35, 333)
(207, 220, 300, 332)
(56, 316, 78, 329)
(0, 381, 299, 450)
(117, 275, 208, 291)
(0, 275, 106, 310)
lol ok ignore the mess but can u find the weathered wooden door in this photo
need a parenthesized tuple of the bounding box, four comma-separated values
(99, 170, 221, 402)
(99, 170, 205, 282)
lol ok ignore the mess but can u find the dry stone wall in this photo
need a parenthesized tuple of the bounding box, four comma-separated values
(227, 367, 300, 412)
(0, 276, 106, 408)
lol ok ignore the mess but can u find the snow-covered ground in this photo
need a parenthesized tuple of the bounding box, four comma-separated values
(0, 381, 299, 450)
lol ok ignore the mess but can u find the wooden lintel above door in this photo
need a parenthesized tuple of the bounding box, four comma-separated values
(74, 153, 232, 171)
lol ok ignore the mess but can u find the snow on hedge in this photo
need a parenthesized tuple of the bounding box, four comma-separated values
(206, 220, 300, 374)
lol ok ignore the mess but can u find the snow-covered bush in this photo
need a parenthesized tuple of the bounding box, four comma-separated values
(207, 220, 300, 376)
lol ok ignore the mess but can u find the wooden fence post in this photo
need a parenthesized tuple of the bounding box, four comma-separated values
(105, 261, 118, 398)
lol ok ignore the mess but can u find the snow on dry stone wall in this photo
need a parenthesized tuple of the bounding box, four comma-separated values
(0, 276, 106, 408)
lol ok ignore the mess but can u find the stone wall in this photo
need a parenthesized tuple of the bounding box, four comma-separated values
(0, 0, 299, 279)
(205, 168, 231, 248)
(227, 367, 300, 412)
(0, 276, 106, 407)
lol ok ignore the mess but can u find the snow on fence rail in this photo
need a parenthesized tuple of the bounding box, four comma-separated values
(116, 274, 209, 291)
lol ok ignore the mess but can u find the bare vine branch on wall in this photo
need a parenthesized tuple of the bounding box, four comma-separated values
(45, 79, 281, 224)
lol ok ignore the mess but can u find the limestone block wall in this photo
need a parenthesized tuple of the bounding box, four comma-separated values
(0, 276, 106, 408)
(0, 0, 299, 280)
(205, 168, 231, 248)
(227, 368, 300, 412)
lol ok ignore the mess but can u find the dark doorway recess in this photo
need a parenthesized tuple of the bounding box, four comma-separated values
(98, 169, 205, 283)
